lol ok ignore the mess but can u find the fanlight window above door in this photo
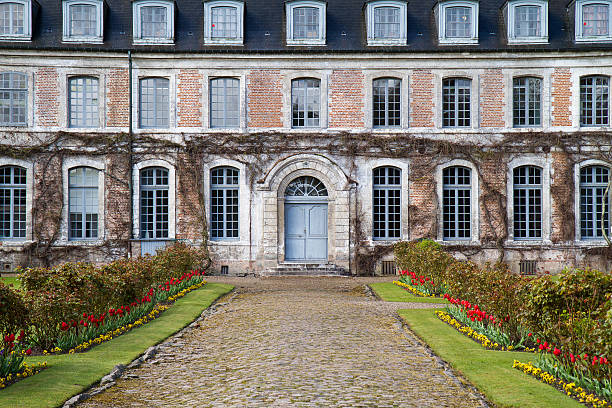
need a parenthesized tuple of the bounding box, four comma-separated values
(285, 176, 328, 197)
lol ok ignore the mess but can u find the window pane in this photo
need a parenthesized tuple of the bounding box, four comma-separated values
(293, 6, 319, 39)
(580, 166, 610, 239)
(443, 166, 471, 240)
(373, 78, 401, 128)
(210, 167, 239, 240)
(374, 7, 400, 39)
(514, 5, 541, 37)
(292, 78, 320, 128)
(373, 166, 401, 240)
(69, 4, 97, 37)
(443, 78, 471, 127)
(583, 4, 609, 36)
(0, 166, 26, 239)
(69, 76, 99, 128)
(140, 78, 169, 128)
(68, 167, 99, 240)
(140, 167, 169, 239)
(0, 72, 26, 126)
(513, 77, 541, 127)
(211, 6, 238, 39)
(445, 6, 472, 38)
(141, 6, 167, 38)
(210, 78, 240, 128)
(581, 76, 609, 126)
(0, 3, 25, 35)
(513, 166, 542, 240)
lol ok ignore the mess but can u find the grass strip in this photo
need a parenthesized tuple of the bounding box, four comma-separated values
(398, 309, 582, 408)
(0, 282, 233, 408)
(369, 282, 447, 304)
(0, 277, 20, 289)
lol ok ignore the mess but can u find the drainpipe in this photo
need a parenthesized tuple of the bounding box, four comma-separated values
(128, 50, 134, 257)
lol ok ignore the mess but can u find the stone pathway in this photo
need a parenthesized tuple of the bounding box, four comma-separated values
(79, 277, 488, 407)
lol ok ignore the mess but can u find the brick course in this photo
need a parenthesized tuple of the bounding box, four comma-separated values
(410, 70, 435, 128)
(479, 158, 507, 242)
(106, 69, 129, 127)
(550, 151, 574, 242)
(551, 68, 572, 127)
(177, 70, 203, 128)
(328, 70, 364, 128)
(35, 67, 60, 127)
(480, 69, 505, 128)
(247, 70, 283, 128)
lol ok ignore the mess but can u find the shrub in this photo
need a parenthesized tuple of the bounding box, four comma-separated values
(394, 240, 454, 286)
(0, 282, 28, 337)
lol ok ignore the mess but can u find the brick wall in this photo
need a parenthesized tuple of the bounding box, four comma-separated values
(480, 69, 505, 128)
(550, 151, 574, 242)
(328, 70, 364, 128)
(247, 70, 283, 128)
(176, 153, 203, 240)
(106, 69, 129, 127)
(35, 67, 60, 127)
(177, 69, 203, 127)
(105, 154, 131, 240)
(410, 70, 435, 128)
(409, 156, 436, 239)
(551, 68, 572, 127)
(32, 155, 62, 242)
(479, 157, 507, 242)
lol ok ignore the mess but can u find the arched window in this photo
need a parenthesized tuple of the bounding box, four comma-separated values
(443, 78, 471, 127)
(285, 0, 326, 45)
(210, 77, 240, 128)
(373, 166, 401, 240)
(365, 1, 407, 45)
(0, 0, 32, 41)
(513, 165, 542, 240)
(443, 166, 471, 240)
(68, 166, 99, 239)
(69, 76, 99, 128)
(133, 0, 174, 44)
(139, 77, 170, 129)
(210, 166, 239, 240)
(0, 165, 26, 239)
(62, 0, 103, 42)
(204, 1, 244, 44)
(436, 1, 479, 44)
(291, 78, 320, 128)
(140, 167, 169, 239)
(373, 78, 401, 128)
(580, 75, 609, 127)
(575, 0, 612, 41)
(513, 77, 542, 127)
(0, 72, 27, 126)
(285, 176, 328, 197)
(580, 165, 610, 239)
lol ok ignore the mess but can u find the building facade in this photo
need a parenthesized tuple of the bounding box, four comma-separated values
(2, 0, 612, 275)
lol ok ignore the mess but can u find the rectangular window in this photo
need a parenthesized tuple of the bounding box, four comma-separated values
(445, 6, 472, 38)
(443, 166, 471, 240)
(583, 4, 609, 36)
(140, 167, 169, 239)
(513, 77, 542, 127)
(211, 6, 238, 39)
(374, 6, 400, 39)
(513, 166, 542, 240)
(210, 167, 239, 240)
(69, 167, 99, 240)
(210, 78, 240, 128)
(514, 5, 541, 37)
(0, 72, 27, 126)
(139, 77, 169, 129)
(373, 166, 401, 240)
(0, 2, 24, 35)
(141, 6, 167, 38)
(293, 6, 319, 39)
(69, 76, 98, 128)
(581, 76, 609, 126)
(373, 78, 401, 128)
(69, 4, 96, 37)
(580, 165, 610, 239)
(0, 166, 26, 239)
(291, 78, 320, 128)
(443, 78, 471, 127)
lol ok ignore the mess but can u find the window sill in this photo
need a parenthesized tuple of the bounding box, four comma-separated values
(286, 39, 326, 46)
(508, 37, 548, 44)
(204, 38, 243, 45)
(367, 39, 407, 46)
(62, 36, 103, 44)
(438, 38, 479, 45)
(0, 35, 31, 42)
(575, 36, 612, 43)
(133, 38, 174, 45)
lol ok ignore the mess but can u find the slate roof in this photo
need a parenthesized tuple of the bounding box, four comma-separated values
(0, 0, 609, 53)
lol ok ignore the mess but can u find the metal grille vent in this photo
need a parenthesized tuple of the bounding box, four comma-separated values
(519, 260, 537, 275)
(221, 265, 229, 275)
(381, 261, 396, 275)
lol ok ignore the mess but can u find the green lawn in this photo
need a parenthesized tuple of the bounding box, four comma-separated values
(398, 309, 581, 408)
(369, 282, 448, 304)
(0, 282, 233, 408)
(0, 277, 20, 289)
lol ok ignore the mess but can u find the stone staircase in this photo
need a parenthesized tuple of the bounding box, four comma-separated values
(264, 263, 350, 277)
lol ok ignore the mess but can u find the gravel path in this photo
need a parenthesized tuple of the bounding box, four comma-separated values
(79, 277, 487, 407)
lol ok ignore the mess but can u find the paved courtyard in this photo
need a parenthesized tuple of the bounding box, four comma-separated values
(79, 277, 487, 407)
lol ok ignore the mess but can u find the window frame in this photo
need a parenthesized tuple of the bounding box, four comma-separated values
(67, 166, 100, 241)
(0, 71, 27, 127)
(372, 77, 402, 128)
(511, 165, 544, 241)
(372, 166, 402, 241)
(365, 0, 408, 46)
(62, 0, 103, 43)
(0, 0, 32, 41)
(0, 165, 27, 240)
(436, 0, 479, 45)
(132, 0, 174, 45)
(209, 77, 240, 129)
(575, 0, 612, 42)
(442, 77, 472, 128)
(68, 75, 100, 128)
(210, 166, 240, 241)
(139, 76, 170, 129)
(285, 0, 326, 46)
(203, 0, 244, 45)
(291, 77, 321, 129)
(506, 0, 548, 44)
(580, 75, 610, 127)
(578, 164, 611, 240)
(442, 166, 472, 241)
(513, 76, 542, 128)
(139, 166, 170, 240)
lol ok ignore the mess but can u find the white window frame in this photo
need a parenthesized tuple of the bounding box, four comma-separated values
(365, 0, 408, 46)
(436, 0, 479, 45)
(506, 0, 548, 44)
(62, 0, 103, 43)
(285, 0, 326, 46)
(0, 0, 32, 41)
(203, 0, 244, 45)
(132, 0, 175, 45)
(575, 0, 612, 42)
(574, 159, 611, 243)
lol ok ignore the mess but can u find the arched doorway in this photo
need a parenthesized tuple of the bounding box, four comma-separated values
(284, 176, 329, 262)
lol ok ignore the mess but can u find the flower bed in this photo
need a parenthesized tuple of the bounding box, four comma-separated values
(0, 362, 47, 390)
(513, 360, 610, 408)
(395, 270, 447, 297)
(0, 331, 46, 389)
(392, 280, 444, 299)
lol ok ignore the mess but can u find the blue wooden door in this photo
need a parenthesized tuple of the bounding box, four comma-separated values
(285, 203, 328, 261)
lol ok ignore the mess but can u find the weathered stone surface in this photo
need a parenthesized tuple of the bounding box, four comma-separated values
(79, 277, 487, 407)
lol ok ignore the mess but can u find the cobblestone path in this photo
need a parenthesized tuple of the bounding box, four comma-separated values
(80, 277, 487, 407)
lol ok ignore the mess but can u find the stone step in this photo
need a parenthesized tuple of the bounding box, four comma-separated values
(265, 263, 350, 277)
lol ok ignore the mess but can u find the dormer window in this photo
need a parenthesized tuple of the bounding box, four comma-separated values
(506, 0, 548, 44)
(365, 1, 407, 46)
(204, 0, 244, 45)
(436, 1, 479, 45)
(62, 0, 103, 43)
(133, 0, 174, 44)
(285, 0, 326, 46)
(0, 0, 32, 41)
(575, 0, 612, 42)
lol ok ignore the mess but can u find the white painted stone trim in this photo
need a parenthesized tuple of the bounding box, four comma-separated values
(202, 71, 247, 130)
(281, 70, 329, 130)
(364, 70, 409, 130)
(0, 157, 33, 243)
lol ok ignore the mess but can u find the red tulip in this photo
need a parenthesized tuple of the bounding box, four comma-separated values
(539, 344, 545, 351)
(61, 322, 69, 331)
(553, 348, 561, 356)
(570, 353, 576, 363)
(600, 357, 605, 365)
(25, 348, 31, 356)
(82, 312, 87, 318)
(527, 333, 532, 337)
